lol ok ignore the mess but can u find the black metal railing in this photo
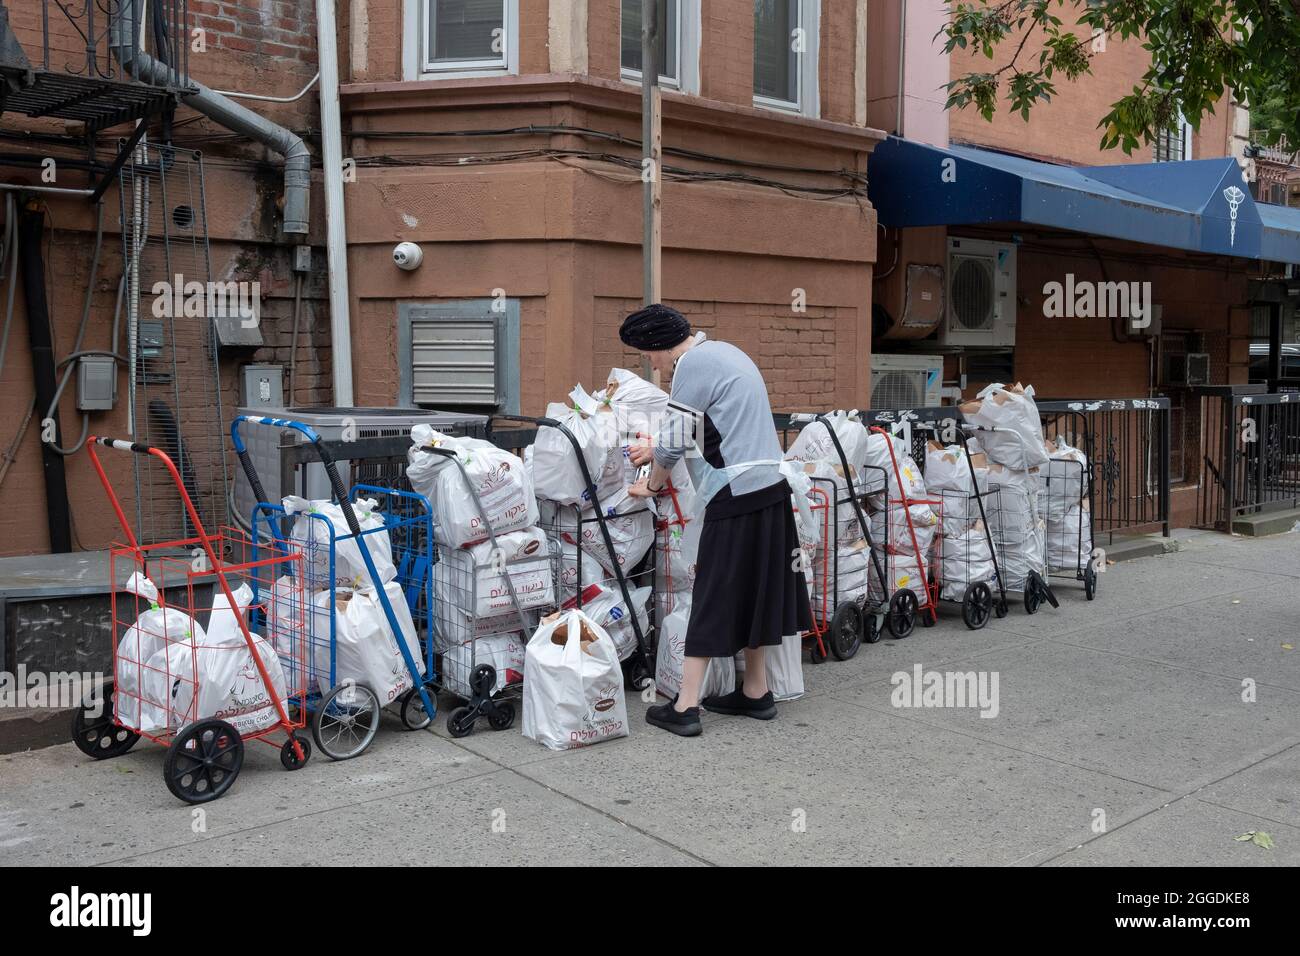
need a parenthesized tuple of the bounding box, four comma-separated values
(1036, 398, 1170, 539)
(39, 0, 189, 88)
(1197, 387, 1300, 529)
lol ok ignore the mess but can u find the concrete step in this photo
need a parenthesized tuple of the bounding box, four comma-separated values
(1231, 507, 1300, 537)
(1100, 533, 1182, 562)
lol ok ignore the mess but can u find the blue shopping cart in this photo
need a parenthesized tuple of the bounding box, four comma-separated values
(231, 415, 438, 760)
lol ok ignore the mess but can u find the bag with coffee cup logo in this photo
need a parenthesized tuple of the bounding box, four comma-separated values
(522, 609, 629, 750)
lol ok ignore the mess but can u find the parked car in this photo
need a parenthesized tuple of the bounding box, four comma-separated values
(1248, 342, 1300, 385)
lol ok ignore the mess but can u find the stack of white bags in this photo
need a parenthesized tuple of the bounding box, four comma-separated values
(924, 441, 997, 602)
(861, 429, 938, 603)
(1041, 436, 1093, 572)
(959, 383, 1050, 590)
(116, 572, 291, 736)
(408, 425, 553, 677)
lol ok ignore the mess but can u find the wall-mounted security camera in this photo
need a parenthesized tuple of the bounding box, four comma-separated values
(393, 241, 423, 271)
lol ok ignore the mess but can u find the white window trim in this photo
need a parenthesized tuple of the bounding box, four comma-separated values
(402, 0, 520, 81)
(752, 0, 820, 119)
(618, 0, 700, 96)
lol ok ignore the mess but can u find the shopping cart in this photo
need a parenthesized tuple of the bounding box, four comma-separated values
(72, 436, 310, 804)
(787, 412, 891, 657)
(231, 416, 438, 759)
(915, 425, 1010, 629)
(1038, 415, 1101, 601)
(414, 436, 540, 739)
(964, 424, 1060, 614)
(490, 414, 656, 691)
(869, 424, 942, 636)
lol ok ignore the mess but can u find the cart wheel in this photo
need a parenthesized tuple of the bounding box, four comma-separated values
(994, 596, 1009, 619)
(1023, 585, 1041, 615)
(808, 637, 828, 664)
(280, 735, 312, 771)
(71, 681, 139, 759)
(312, 681, 382, 759)
(829, 603, 863, 661)
(888, 590, 918, 639)
(469, 664, 498, 700)
(399, 684, 436, 731)
(488, 700, 516, 731)
(863, 609, 882, 644)
(446, 706, 476, 738)
(1084, 560, 1098, 601)
(962, 582, 993, 630)
(163, 719, 243, 804)
(920, 605, 937, 628)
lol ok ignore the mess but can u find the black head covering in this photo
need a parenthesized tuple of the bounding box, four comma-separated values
(619, 303, 691, 351)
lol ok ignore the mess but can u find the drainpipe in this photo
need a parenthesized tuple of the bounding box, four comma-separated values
(109, 0, 311, 236)
(315, 0, 354, 406)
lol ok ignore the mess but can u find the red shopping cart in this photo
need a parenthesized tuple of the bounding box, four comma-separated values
(71, 437, 311, 804)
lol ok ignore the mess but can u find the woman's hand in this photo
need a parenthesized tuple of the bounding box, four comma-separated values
(628, 478, 659, 498)
(628, 439, 654, 467)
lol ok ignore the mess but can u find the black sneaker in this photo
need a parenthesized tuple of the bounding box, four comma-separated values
(702, 688, 778, 720)
(645, 701, 702, 737)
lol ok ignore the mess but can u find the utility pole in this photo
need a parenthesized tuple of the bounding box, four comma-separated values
(641, 0, 661, 382)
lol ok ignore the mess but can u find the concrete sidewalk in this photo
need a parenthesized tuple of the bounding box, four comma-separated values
(3, 530, 1299, 867)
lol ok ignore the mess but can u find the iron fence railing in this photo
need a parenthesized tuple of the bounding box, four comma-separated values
(39, 0, 190, 89)
(1197, 387, 1300, 529)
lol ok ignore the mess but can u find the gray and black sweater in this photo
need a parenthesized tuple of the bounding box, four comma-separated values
(653, 334, 786, 519)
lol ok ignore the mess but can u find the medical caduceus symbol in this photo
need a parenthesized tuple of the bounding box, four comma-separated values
(1223, 186, 1245, 247)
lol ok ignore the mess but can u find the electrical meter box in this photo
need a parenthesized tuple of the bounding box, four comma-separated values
(76, 355, 117, 410)
(241, 364, 284, 410)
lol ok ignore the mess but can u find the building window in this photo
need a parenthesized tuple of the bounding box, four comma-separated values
(406, 1, 519, 79)
(753, 0, 819, 118)
(620, 1, 700, 95)
(1154, 116, 1192, 162)
(621, 0, 678, 86)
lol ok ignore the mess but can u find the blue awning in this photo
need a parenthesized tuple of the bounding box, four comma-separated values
(867, 136, 1299, 263)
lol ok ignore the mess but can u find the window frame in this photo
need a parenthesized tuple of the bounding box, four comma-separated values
(403, 0, 520, 81)
(751, 0, 820, 119)
(619, 0, 700, 96)
(1154, 113, 1193, 162)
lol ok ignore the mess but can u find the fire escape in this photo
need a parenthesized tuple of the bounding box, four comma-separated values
(0, 0, 192, 200)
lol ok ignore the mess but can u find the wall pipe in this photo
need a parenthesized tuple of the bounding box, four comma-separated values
(109, 0, 311, 235)
(315, 0, 355, 405)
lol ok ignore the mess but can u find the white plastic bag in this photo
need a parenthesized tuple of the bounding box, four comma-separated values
(318, 582, 424, 704)
(784, 411, 869, 470)
(1047, 502, 1093, 572)
(407, 426, 538, 547)
(1040, 437, 1089, 519)
(960, 383, 1049, 470)
(151, 626, 289, 736)
(939, 522, 996, 602)
(523, 609, 629, 750)
(283, 496, 396, 590)
(561, 489, 655, 576)
(600, 367, 669, 448)
(433, 526, 554, 619)
(530, 387, 619, 506)
(563, 583, 651, 662)
(114, 573, 207, 733)
(734, 634, 805, 702)
(654, 601, 736, 701)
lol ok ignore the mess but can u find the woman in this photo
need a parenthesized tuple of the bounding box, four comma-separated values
(623, 304, 811, 737)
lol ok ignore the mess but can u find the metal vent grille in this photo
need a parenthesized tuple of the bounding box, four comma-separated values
(410, 314, 499, 406)
(950, 255, 996, 330)
(871, 370, 925, 409)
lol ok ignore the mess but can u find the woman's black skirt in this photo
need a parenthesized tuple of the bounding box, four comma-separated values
(684, 482, 813, 658)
